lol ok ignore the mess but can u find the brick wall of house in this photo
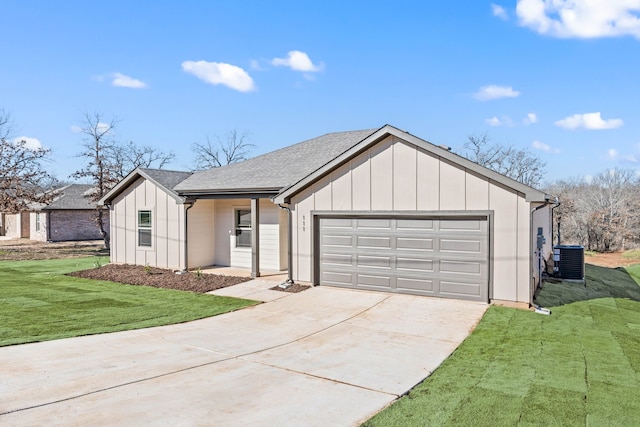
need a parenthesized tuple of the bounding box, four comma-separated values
(48, 209, 110, 241)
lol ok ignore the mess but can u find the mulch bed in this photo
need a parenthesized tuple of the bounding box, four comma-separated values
(69, 263, 311, 294)
(68, 264, 250, 293)
(270, 283, 311, 293)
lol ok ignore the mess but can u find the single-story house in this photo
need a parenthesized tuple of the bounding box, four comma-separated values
(5, 184, 110, 242)
(33, 184, 110, 242)
(100, 125, 554, 305)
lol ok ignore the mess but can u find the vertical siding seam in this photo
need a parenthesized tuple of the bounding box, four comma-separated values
(415, 147, 418, 210)
(392, 138, 395, 210)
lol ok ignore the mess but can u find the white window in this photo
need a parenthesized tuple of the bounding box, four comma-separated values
(235, 209, 252, 248)
(137, 210, 152, 247)
(35, 213, 41, 232)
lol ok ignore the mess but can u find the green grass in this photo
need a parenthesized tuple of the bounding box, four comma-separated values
(622, 249, 640, 261)
(0, 257, 257, 346)
(363, 263, 640, 426)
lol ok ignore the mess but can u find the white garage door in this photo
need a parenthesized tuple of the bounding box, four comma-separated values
(318, 216, 489, 301)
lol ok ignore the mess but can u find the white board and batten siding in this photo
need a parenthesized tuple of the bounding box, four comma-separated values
(110, 177, 186, 270)
(291, 135, 535, 303)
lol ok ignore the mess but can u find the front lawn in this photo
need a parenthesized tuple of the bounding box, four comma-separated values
(0, 257, 257, 346)
(363, 263, 640, 426)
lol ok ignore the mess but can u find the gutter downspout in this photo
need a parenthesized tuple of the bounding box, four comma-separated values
(277, 203, 295, 289)
(46, 210, 51, 242)
(551, 199, 562, 246)
(530, 195, 558, 305)
(184, 199, 195, 272)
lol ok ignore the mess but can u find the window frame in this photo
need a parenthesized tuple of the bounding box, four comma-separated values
(137, 209, 153, 248)
(35, 212, 41, 232)
(235, 208, 252, 248)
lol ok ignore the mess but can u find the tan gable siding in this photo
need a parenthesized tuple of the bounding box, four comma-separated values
(393, 140, 417, 210)
(110, 177, 185, 270)
(489, 182, 519, 301)
(290, 135, 535, 303)
(351, 153, 371, 210)
(187, 199, 215, 269)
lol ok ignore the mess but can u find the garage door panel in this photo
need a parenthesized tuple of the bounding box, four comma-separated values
(357, 236, 391, 249)
(322, 234, 354, 247)
(396, 219, 434, 230)
(397, 277, 435, 292)
(322, 253, 353, 266)
(357, 255, 391, 269)
(356, 219, 391, 229)
(396, 257, 434, 272)
(397, 237, 433, 251)
(440, 238, 483, 253)
(440, 280, 482, 298)
(357, 274, 392, 288)
(440, 260, 483, 275)
(322, 271, 354, 286)
(318, 217, 488, 302)
(439, 219, 485, 232)
(322, 218, 353, 228)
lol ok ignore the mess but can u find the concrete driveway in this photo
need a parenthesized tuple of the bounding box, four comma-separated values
(0, 282, 487, 426)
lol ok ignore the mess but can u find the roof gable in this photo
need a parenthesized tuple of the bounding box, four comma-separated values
(99, 168, 193, 205)
(274, 125, 548, 204)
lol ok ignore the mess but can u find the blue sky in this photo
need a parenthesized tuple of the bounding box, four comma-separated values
(2, 0, 639, 185)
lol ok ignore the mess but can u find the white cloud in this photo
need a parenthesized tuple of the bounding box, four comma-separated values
(523, 112, 538, 125)
(492, 3, 509, 20)
(532, 140, 559, 153)
(14, 136, 43, 150)
(474, 85, 520, 101)
(555, 112, 623, 130)
(485, 115, 514, 126)
(516, 0, 640, 39)
(181, 60, 256, 92)
(607, 147, 638, 163)
(111, 72, 147, 89)
(271, 51, 324, 72)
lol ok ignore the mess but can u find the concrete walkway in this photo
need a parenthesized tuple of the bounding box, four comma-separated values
(0, 283, 487, 426)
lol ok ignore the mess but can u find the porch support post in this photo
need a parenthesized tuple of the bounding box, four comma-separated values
(251, 197, 260, 278)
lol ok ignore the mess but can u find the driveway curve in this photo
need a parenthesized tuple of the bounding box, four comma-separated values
(1, 284, 487, 426)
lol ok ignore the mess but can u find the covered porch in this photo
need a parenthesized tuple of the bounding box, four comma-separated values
(186, 197, 289, 278)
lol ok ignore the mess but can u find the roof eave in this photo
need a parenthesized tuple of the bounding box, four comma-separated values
(178, 187, 281, 199)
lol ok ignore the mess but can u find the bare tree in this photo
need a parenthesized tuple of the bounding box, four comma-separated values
(0, 110, 56, 213)
(545, 169, 640, 252)
(461, 133, 546, 188)
(71, 112, 119, 249)
(192, 130, 254, 170)
(109, 141, 176, 180)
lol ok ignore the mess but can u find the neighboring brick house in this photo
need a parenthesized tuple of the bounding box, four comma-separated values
(30, 184, 109, 242)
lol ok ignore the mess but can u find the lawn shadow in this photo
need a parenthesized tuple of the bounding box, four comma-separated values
(534, 263, 640, 308)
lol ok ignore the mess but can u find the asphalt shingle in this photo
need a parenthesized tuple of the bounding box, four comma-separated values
(42, 184, 97, 210)
(175, 129, 376, 193)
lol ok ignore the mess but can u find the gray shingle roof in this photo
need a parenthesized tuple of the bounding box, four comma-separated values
(138, 169, 193, 195)
(175, 129, 376, 193)
(42, 184, 97, 210)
